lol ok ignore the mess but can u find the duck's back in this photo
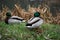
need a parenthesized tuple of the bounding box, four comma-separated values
(27, 17, 44, 28)
(28, 17, 40, 23)
(11, 16, 23, 19)
(8, 16, 24, 24)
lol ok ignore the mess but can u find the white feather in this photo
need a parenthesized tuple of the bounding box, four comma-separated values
(8, 19, 22, 24)
(11, 16, 23, 19)
(8, 16, 25, 24)
(26, 17, 43, 28)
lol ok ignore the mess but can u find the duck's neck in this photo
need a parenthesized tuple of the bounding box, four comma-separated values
(34, 17, 37, 18)
(5, 17, 10, 24)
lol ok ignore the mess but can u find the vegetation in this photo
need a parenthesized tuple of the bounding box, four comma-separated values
(0, 21, 60, 40)
(0, 4, 60, 24)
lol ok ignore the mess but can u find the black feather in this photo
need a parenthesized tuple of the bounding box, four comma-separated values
(11, 18, 24, 21)
(26, 23, 32, 26)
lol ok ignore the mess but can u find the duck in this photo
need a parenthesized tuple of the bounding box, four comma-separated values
(5, 12, 26, 24)
(26, 12, 44, 28)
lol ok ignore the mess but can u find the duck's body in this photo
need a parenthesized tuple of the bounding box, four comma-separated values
(26, 17, 43, 28)
(5, 12, 25, 24)
(5, 16, 25, 24)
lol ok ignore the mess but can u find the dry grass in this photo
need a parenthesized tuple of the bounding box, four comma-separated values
(0, 4, 60, 24)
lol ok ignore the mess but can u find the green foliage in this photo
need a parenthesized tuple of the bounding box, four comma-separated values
(0, 21, 60, 40)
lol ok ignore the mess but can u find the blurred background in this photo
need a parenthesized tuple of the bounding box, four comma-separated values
(0, 0, 60, 10)
(0, 0, 60, 24)
(0, 0, 60, 11)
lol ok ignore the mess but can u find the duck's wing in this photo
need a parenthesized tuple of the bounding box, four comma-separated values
(10, 16, 24, 21)
(8, 19, 21, 24)
(11, 16, 23, 19)
(28, 17, 40, 24)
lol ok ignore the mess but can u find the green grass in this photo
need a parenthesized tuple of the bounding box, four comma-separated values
(0, 21, 60, 40)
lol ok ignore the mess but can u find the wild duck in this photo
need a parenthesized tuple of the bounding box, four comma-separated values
(5, 12, 25, 24)
(26, 12, 43, 28)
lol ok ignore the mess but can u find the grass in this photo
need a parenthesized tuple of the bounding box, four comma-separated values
(0, 21, 60, 40)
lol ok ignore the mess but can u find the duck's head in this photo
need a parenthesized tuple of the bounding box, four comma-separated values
(34, 12, 40, 17)
(5, 12, 11, 24)
(6, 12, 11, 18)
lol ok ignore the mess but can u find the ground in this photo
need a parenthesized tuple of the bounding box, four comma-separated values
(0, 21, 60, 40)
